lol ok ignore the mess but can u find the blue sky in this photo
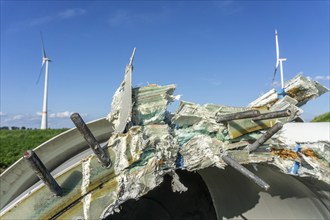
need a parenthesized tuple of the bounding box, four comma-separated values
(1, 1, 329, 129)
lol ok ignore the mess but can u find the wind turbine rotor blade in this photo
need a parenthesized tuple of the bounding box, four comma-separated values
(272, 67, 278, 82)
(275, 29, 280, 61)
(40, 32, 47, 58)
(42, 46, 46, 58)
(275, 60, 279, 69)
(36, 63, 45, 84)
(272, 59, 280, 81)
(272, 29, 280, 83)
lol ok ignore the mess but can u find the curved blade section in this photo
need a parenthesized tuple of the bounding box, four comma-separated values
(107, 48, 136, 133)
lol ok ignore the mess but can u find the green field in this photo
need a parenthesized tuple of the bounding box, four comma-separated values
(0, 129, 67, 173)
(311, 112, 330, 122)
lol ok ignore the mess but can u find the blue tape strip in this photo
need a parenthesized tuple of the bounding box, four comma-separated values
(294, 143, 301, 152)
(289, 161, 300, 175)
(288, 143, 301, 175)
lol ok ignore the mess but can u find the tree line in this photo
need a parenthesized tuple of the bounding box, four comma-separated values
(0, 126, 32, 130)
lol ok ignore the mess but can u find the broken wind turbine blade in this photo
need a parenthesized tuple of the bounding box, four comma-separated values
(1, 38, 329, 219)
(107, 48, 136, 133)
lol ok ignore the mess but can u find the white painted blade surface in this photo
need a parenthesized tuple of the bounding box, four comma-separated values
(107, 48, 136, 133)
(277, 122, 330, 145)
(115, 65, 132, 133)
(275, 29, 280, 61)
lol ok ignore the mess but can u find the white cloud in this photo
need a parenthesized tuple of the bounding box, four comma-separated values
(27, 8, 87, 27)
(109, 7, 171, 27)
(109, 10, 131, 27)
(49, 111, 72, 118)
(58, 8, 87, 19)
(314, 75, 330, 81)
(1, 111, 87, 128)
(49, 111, 88, 119)
(28, 16, 53, 27)
(0, 112, 6, 116)
(213, 1, 242, 16)
(7, 8, 87, 32)
(299, 72, 330, 81)
(2, 113, 40, 128)
(13, 115, 25, 120)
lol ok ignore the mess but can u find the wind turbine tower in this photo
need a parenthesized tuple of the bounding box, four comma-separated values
(38, 33, 51, 129)
(273, 29, 287, 96)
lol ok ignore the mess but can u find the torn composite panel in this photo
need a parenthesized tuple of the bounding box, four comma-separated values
(102, 78, 329, 218)
(248, 74, 329, 108)
(101, 84, 180, 217)
(1, 74, 328, 220)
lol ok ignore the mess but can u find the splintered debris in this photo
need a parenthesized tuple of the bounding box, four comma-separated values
(97, 74, 329, 219)
(272, 148, 299, 160)
(248, 74, 329, 108)
(170, 171, 188, 193)
(1, 67, 329, 220)
(132, 84, 176, 125)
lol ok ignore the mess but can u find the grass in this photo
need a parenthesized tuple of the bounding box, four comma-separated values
(0, 129, 68, 173)
(311, 112, 330, 122)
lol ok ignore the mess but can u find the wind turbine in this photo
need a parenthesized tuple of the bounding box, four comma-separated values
(37, 32, 51, 130)
(272, 30, 287, 95)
